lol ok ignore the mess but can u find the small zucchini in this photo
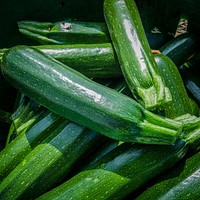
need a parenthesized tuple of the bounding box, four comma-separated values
(104, 0, 171, 110)
(17, 20, 110, 45)
(1, 45, 182, 145)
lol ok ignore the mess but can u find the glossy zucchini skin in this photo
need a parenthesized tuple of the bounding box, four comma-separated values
(35, 43, 122, 78)
(1, 45, 182, 145)
(104, 0, 171, 110)
(159, 32, 200, 67)
(0, 111, 62, 182)
(18, 20, 110, 45)
(136, 150, 200, 200)
(0, 122, 104, 200)
(36, 140, 188, 200)
(154, 54, 199, 118)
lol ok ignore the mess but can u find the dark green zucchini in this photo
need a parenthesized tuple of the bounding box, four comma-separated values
(0, 44, 120, 79)
(159, 32, 200, 67)
(0, 111, 63, 182)
(104, 0, 171, 110)
(18, 20, 110, 45)
(0, 34, 197, 80)
(1, 45, 183, 145)
(154, 54, 199, 118)
(17, 19, 172, 49)
(36, 43, 121, 78)
(0, 121, 105, 200)
(135, 150, 200, 200)
(36, 113, 200, 200)
(36, 140, 188, 200)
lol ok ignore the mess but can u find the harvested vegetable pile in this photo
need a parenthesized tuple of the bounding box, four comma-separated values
(0, 0, 200, 199)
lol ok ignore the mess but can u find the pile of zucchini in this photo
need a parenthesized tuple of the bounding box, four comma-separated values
(0, 0, 200, 199)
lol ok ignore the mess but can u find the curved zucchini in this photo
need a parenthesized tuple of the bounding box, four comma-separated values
(18, 20, 110, 45)
(1, 45, 182, 145)
(135, 150, 200, 200)
(154, 54, 199, 118)
(159, 32, 200, 67)
(104, 0, 171, 110)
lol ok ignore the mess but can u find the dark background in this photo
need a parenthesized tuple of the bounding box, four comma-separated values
(1, 0, 199, 48)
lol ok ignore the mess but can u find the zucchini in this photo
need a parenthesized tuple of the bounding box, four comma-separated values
(36, 140, 188, 200)
(159, 32, 200, 67)
(0, 44, 120, 79)
(0, 34, 196, 80)
(0, 121, 104, 200)
(0, 111, 63, 181)
(36, 114, 200, 200)
(104, 0, 171, 110)
(36, 43, 121, 78)
(17, 20, 110, 45)
(154, 54, 199, 118)
(37, 169, 133, 200)
(0, 80, 129, 199)
(1, 45, 183, 145)
(17, 20, 172, 49)
(135, 150, 200, 200)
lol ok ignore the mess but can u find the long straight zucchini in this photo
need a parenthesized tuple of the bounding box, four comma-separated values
(0, 32, 197, 79)
(1, 45, 183, 145)
(154, 54, 199, 118)
(17, 20, 172, 49)
(0, 44, 120, 79)
(36, 114, 200, 200)
(104, 0, 171, 110)
(36, 140, 188, 200)
(0, 122, 105, 200)
(18, 20, 110, 45)
(135, 150, 200, 200)
(36, 43, 121, 78)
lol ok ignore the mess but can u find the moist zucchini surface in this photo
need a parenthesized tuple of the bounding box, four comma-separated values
(104, 0, 171, 110)
(1, 45, 182, 145)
